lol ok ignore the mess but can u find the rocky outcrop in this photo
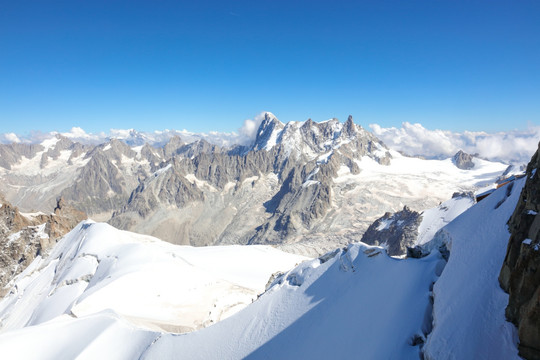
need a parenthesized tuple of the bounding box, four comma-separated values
(452, 150, 475, 170)
(0, 196, 87, 293)
(59, 150, 132, 216)
(360, 206, 422, 256)
(499, 142, 540, 360)
(0, 143, 44, 170)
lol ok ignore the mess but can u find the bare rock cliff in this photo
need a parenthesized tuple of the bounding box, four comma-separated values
(499, 142, 540, 360)
(0, 197, 87, 293)
(360, 206, 422, 256)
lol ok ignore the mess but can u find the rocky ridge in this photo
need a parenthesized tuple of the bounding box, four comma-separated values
(0, 196, 87, 292)
(499, 142, 540, 360)
(360, 206, 422, 256)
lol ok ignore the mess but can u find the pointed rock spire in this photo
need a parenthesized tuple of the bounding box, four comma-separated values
(343, 115, 355, 136)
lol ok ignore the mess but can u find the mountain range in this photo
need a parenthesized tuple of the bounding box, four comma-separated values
(0, 113, 512, 255)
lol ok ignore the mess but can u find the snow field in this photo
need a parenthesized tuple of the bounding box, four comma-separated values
(0, 221, 307, 334)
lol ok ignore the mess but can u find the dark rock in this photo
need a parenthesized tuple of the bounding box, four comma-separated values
(407, 245, 429, 259)
(452, 191, 475, 200)
(452, 150, 475, 170)
(361, 205, 422, 256)
(499, 141, 540, 359)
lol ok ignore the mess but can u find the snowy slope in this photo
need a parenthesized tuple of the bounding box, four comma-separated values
(326, 150, 508, 238)
(144, 244, 444, 359)
(337, 151, 508, 200)
(0, 221, 306, 334)
(416, 194, 476, 246)
(0, 312, 158, 360)
(423, 178, 525, 359)
(0, 242, 444, 360)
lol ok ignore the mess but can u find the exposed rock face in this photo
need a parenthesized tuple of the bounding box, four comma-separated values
(0, 143, 44, 170)
(360, 206, 422, 256)
(499, 142, 540, 360)
(452, 150, 475, 170)
(0, 196, 87, 293)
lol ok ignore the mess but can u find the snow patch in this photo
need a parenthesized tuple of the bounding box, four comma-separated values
(40, 137, 60, 151)
(185, 174, 218, 192)
(317, 151, 333, 164)
(302, 180, 320, 188)
(376, 218, 393, 231)
(153, 164, 172, 177)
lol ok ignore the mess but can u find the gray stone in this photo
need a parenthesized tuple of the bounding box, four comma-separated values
(452, 150, 475, 170)
(499, 142, 540, 359)
(361, 206, 422, 256)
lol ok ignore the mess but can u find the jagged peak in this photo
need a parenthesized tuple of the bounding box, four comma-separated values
(301, 118, 315, 128)
(250, 114, 389, 162)
(453, 149, 470, 157)
(164, 135, 183, 146)
(262, 111, 278, 120)
(258, 112, 284, 130)
(109, 138, 133, 150)
(252, 113, 285, 151)
(452, 150, 475, 170)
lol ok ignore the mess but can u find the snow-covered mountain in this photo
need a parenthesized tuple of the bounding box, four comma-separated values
(0, 114, 512, 255)
(250, 113, 391, 162)
(0, 164, 528, 359)
(0, 221, 305, 335)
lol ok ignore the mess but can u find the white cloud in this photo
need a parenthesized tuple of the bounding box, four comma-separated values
(370, 122, 540, 164)
(0, 112, 271, 148)
(238, 112, 268, 143)
(0, 133, 21, 143)
(60, 127, 107, 143)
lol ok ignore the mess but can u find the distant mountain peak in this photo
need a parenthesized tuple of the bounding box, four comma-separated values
(250, 114, 388, 163)
(252, 113, 285, 151)
(452, 150, 475, 170)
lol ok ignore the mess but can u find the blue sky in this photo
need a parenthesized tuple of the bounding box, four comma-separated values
(1, 0, 539, 135)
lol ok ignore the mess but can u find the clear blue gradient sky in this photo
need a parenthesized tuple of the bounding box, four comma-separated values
(1, 0, 539, 135)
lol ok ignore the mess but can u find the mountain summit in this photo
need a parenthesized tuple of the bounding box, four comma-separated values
(251, 113, 391, 164)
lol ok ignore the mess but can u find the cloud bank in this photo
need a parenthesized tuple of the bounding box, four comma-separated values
(369, 122, 540, 164)
(0, 112, 270, 149)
